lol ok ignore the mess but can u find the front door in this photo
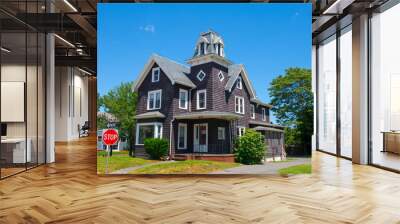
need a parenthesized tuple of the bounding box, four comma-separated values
(194, 123, 208, 152)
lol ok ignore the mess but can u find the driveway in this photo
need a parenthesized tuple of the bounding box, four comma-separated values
(211, 157, 311, 174)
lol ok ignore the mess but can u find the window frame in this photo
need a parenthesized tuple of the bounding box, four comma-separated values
(235, 96, 245, 114)
(218, 71, 224, 81)
(196, 89, 207, 110)
(135, 122, 163, 145)
(237, 126, 245, 137)
(262, 108, 266, 121)
(151, 67, 160, 82)
(236, 77, 242, 89)
(147, 89, 162, 110)
(197, 70, 206, 81)
(250, 104, 255, 119)
(179, 89, 188, 109)
(217, 127, 226, 140)
(177, 123, 187, 149)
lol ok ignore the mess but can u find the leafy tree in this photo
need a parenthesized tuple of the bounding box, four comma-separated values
(268, 68, 313, 155)
(97, 115, 108, 130)
(99, 82, 137, 156)
(234, 129, 266, 164)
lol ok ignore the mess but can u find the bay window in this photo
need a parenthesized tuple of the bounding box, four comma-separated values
(135, 123, 163, 145)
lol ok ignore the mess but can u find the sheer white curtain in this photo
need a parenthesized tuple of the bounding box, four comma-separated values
(340, 26, 352, 158)
(318, 35, 337, 154)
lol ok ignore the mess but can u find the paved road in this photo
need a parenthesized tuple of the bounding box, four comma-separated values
(212, 157, 311, 174)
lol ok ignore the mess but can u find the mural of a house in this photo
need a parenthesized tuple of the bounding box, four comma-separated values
(132, 30, 285, 162)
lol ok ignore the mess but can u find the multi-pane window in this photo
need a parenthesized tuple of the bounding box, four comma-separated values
(136, 123, 163, 145)
(151, 67, 160, 82)
(262, 108, 266, 121)
(197, 89, 206, 109)
(147, 89, 162, 110)
(179, 89, 188, 109)
(251, 104, 255, 119)
(218, 127, 225, 140)
(235, 96, 245, 114)
(237, 77, 242, 89)
(197, 70, 206, 81)
(178, 123, 187, 149)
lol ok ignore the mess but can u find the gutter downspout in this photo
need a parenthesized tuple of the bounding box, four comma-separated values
(169, 118, 175, 160)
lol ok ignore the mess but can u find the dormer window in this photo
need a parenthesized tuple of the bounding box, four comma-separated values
(152, 67, 160, 82)
(218, 71, 224, 81)
(236, 77, 242, 89)
(197, 70, 206, 81)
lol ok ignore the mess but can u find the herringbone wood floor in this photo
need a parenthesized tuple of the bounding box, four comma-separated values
(1, 136, 400, 223)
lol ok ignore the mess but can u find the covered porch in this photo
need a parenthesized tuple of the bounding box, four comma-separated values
(172, 111, 241, 162)
(250, 121, 286, 160)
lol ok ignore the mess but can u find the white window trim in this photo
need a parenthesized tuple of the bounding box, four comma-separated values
(179, 89, 188, 109)
(177, 123, 187, 149)
(235, 96, 245, 114)
(196, 89, 207, 110)
(262, 108, 266, 121)
(151, 67, 160, 82)
(147, 89, 162, 110)
(135, 122, 163, 145)
(218, 127, 225, 140)
(251, 104, 255, 119)
(237, 77, 242, 89)
(218, 71, 224, 81)
(237, 126, 245, 137)
(197, 70, 206, 81)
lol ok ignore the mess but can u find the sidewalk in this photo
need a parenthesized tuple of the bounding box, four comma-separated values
(212, 157, 311, 174)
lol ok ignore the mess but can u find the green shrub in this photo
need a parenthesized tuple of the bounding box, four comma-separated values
(234, 129, 266, 165)
(144, 138, 169, 160)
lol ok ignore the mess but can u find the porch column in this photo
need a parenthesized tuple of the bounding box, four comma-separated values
(352, 14, 369, 164)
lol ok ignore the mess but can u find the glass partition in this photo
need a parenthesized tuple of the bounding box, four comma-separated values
(339, 25, 352, 158)
(370, 3, 400, 171)
(0, 2, 46, 179)
(317, 34, 337, 154)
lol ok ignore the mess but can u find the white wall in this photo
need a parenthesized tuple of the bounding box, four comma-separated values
(55, 67, 89, 141)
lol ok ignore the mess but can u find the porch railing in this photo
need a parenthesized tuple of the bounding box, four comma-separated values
(193, 142, 231, 154)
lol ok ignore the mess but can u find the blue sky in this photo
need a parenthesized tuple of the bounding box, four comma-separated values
(98, 3, 311, 122)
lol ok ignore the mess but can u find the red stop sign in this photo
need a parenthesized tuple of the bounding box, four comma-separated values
(102, 129, 119, 145)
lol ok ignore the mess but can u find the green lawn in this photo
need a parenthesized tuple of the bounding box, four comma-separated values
(130, 160, 240, 174)
(278, 164, 311, 175)
(97, 154, 156, 174)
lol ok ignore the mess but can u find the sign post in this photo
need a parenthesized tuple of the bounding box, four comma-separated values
(102, 129, 119, 174)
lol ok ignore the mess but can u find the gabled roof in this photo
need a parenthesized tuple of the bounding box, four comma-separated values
(224, 64, 273, 108)
(225, 64, 260, 100)
(132, 54, 196, 92)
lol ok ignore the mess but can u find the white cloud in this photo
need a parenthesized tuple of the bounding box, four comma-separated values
(139, 24, 155, 33)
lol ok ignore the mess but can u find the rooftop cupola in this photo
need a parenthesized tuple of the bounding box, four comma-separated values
(193, 30, 225, 58)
